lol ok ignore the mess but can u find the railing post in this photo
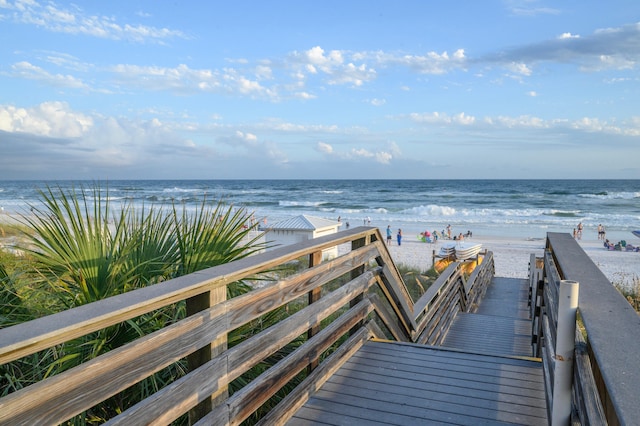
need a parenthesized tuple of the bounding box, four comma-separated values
(551, 279, 579, 426)
(349, 235, 369, 336)
(186, 286, 228, 424)
(307, 250, 323, 373)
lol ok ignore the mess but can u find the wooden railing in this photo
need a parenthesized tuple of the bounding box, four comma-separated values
(0, 226, 495, 425)
(531, 232, 640, 425)
(412, 251, 494, 345)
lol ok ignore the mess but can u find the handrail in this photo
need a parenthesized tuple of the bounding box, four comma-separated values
(0, 225, 498, 425)
(412, 251, 495, 344)
(537, 232, 640, 425)
(0, 227, 418, 425)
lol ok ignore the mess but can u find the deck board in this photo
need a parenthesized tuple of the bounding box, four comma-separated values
(441, 313, 532, 356)
(441, 277, 534, 357)
(286, 277, 547, 425)
(287, 341, 546, 425)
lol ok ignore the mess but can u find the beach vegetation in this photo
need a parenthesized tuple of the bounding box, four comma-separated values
(0, 183, 273, 423)
(2, 196, 459, 424)
(614, 275, 640, 312)
(396, 262, 436, 300)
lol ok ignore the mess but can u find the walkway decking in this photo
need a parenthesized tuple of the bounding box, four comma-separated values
(286, 277, 548, 425)
(441, 277, 533, 357)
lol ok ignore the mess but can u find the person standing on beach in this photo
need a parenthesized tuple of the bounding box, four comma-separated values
(397, 229, 403, 246)
(386, 225, 392, 245)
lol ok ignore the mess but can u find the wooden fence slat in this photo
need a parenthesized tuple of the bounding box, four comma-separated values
(253, 327, 373, 426)
(105, 271, 379, 425)
(0, 306, 230, 425)
(0, 225, 505, 425)
(572, 333, 606, 425)
(0, 228, 379, 365)
(226, 300, 376, 425)
(0, 247, 387, 425)
(367, 293, 410, 342)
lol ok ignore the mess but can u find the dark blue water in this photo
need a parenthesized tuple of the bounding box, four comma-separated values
(0, 179, 638, 241)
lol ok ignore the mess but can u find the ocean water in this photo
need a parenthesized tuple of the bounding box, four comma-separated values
(0, 179, 638, 243)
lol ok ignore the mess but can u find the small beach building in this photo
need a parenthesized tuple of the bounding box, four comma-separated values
(265, 214, 342, 259)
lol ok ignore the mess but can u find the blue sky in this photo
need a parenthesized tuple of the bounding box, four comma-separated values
(0, 0, 639, 180)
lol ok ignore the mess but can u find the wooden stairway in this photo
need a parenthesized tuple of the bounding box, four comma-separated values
(286, 277, 547, 425)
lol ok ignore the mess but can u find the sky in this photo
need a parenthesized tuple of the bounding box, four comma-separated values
(0, 0, 639, 180)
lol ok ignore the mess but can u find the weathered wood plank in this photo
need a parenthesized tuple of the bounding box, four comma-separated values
(353, 343, 545, 390)
(573, 331, 606, 426)
(547, 232, 640, 425)
(367, 293, 409, 341)
(225, 300, 376, 425)
(295, 391, 543, 425)
(0, 227, 379, 365)
(0, 304, 230, 425)
(312, 381, 547, 425)
(187, 284, 227, 423)
(105, 272, 379, 425)
(287, 341, 546, 425)
(327, 368, 545, 415)
(442, 313, 533, 357)
(254, 327, 373, 426)
(2, 227, 414, 425)
(0, 257, 382, 425)
(413, 262, 461, 315)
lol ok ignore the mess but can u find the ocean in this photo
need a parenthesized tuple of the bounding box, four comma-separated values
(0, 179, 638, 243)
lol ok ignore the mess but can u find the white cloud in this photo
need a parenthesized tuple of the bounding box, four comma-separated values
(3, 0, 186, 43)
(294, 91, 316, 99)
(291, 46, 378, 87)
(375, 151, 393, 164)
(368, 49, 467, 75)
(349, 147, 394, 164)
(489, 115, 547, 128)
(351, 148, 372, 158)
(317, 141, 333, 154)
(559, 32, 580, 39)
(409, 112, 476, 125)
(11, 61, 90, 89)
(304, 46, 344, 70)
(109, 63, 280, 99)
(506, 62, 532, 76)
(0, 101, 93, 137)
(235, 130, 258, 144)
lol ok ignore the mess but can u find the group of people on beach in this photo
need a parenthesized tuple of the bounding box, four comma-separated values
(385, 223, 472, 247)
(573, 222, 607, 241)
(386, 225, 403, 246)
(572, 222, 585, 240)
(604, 238, 639, 252)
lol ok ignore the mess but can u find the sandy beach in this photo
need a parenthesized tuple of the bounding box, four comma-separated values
(2, 211, 639, 290)
(384, 232, 640, 289)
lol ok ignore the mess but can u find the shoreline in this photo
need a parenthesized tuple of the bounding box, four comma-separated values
(383, 232, 640, 289)
(2, 212, 638, 289)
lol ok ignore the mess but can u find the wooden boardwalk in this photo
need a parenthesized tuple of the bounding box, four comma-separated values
(441, 277, 533, 357)
(286, 277, 547, 425)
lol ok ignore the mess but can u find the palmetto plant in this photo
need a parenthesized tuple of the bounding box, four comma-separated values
(8, 183, 270, 421)
(19, 185, 145, 307)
